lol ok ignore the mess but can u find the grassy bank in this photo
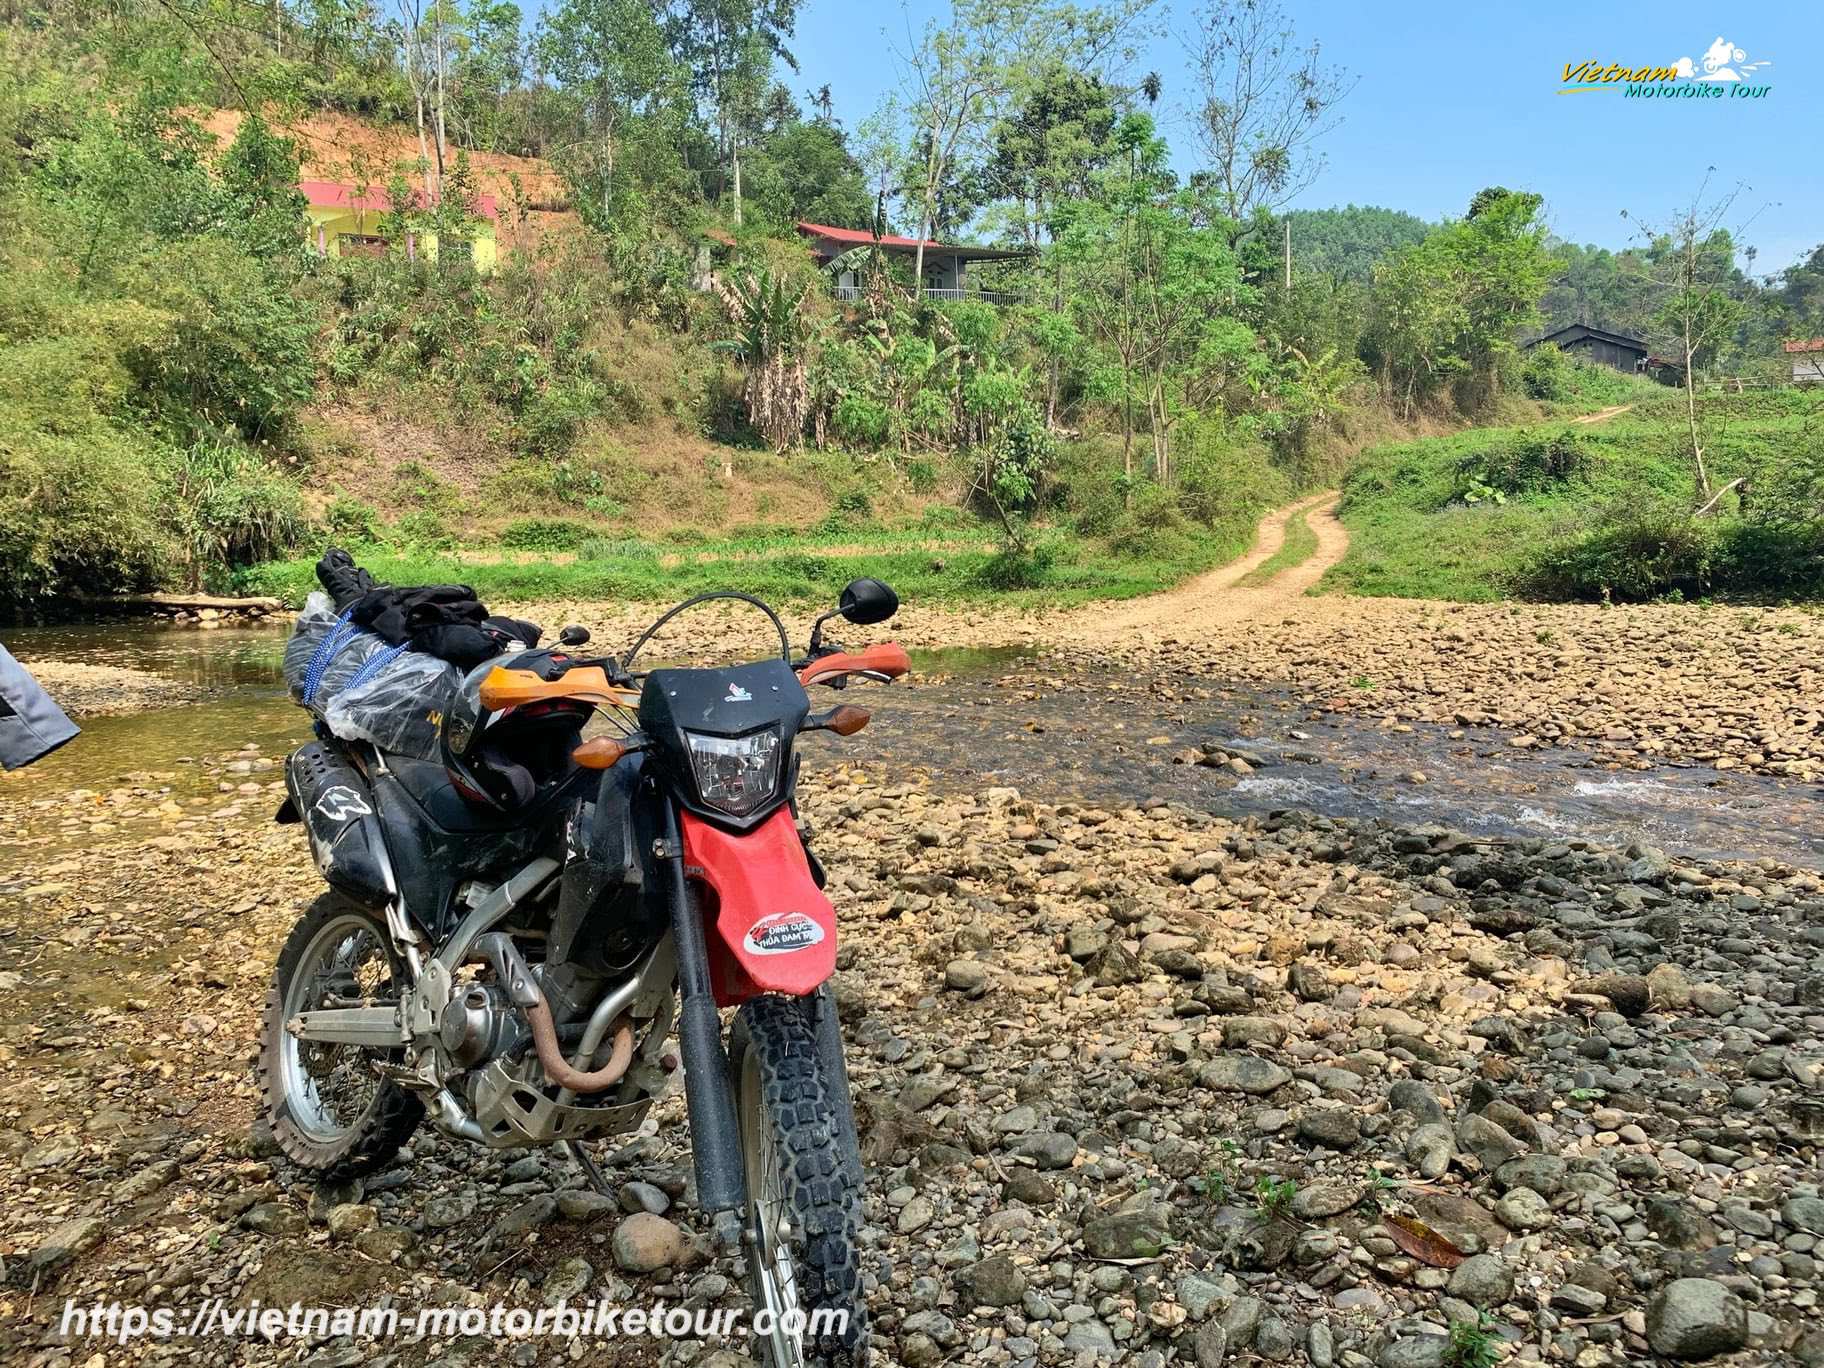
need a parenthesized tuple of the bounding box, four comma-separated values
(238, 509, 1270, 611)
(1323, 389, 1824, 603)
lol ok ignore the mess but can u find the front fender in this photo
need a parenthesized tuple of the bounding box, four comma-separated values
(681, 808, 835, 1006)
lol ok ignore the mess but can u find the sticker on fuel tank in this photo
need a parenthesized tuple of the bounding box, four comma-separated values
(743, 912, 826, 955)
(315, 785, 372, 821)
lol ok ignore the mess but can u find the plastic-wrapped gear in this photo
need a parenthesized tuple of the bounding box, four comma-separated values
(281, 591, 460, 760)
(323, 651, 461, 758)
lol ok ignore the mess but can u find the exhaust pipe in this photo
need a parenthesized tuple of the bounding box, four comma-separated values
(474, 933, 635, 1094)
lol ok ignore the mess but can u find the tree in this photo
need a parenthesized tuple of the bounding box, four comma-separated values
(985, 65, 1118, 247)
(894, 0, 1148, 293)
(1626, 174, 1754, 506)
(1052, 114, 1246, 487)
(538, 0, 675, 220)
(745, 119, 872, 228)
(395, 0, 454, 202)
(666, 0, 801, 225)
(1186, 0, 1352, 232)
(1366, 189, 1555, 414)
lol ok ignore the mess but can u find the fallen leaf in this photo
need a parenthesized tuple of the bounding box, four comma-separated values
(1385, 1213, 1466, 1268)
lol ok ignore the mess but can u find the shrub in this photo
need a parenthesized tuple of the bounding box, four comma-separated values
(394, 509, 457, 551)
(166, 441, 309, 587)
(1520, 503, 1718, 600)
(498, 518, 595, 552)
(974, 538, 1058, 589)
(831, 393, 891, 448)
(1106, 487, 1197, 562)
(1456, 429, 1588, 501)
(815, 488, 873, 535)
(1521, 342, 1572, 400)
(323, 497, 383, 546)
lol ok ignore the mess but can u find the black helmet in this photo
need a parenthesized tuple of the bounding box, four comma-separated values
(441, 657, 590, 810)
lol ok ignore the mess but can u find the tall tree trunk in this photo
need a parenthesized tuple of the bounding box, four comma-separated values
(1683, 318, 1710, 502)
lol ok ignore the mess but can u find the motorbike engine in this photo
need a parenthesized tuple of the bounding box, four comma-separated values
(438, 983, 526, 1069)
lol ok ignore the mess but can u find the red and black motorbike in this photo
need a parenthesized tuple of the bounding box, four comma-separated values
(260, 579, 908, 1368)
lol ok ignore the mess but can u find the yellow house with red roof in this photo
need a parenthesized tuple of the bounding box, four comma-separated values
(302, 180, 499, 273)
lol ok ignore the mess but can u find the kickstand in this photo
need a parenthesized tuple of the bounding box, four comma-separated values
(563, 1139, 614, 1196)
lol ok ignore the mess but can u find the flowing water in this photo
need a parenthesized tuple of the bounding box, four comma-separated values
(4, 622, 1821, 868)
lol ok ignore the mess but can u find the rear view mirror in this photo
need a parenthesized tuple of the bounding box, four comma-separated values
(838, 578, 898, 626)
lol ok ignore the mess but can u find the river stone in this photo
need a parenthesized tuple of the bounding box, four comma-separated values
(325, 1203, 378, 1242)
(558, 1190, 618, 1221)
(490, 1194, 558, 1244)
(353, 1226, 415, 1261)
(1577, 973, 1651, 1018)
(1221, 1016, 1286, 1048)
(1198, 1055, 1291, 1094)
(242, 1202, 305, 1236)
(29, 1216, 106, 1272)
(1406, 1123, 1453, 1179)
(1494, 1154, 1567, 1196)
(1083, 1207, 1170, 1259)
(898, 1196, 935, 1233)
(424, 1192, 477, 1228)
(1388, 1080, 1446, 1125)
(544, 1255, 594, 1304)
(1411, 1192, 1507, 1251)
(1296, 1108, 1360, 1149)
(1494, 1187, 1551, 1231)
(1447, 1254, 1513, 1307)
(1456, 1113, 1526, 1169)
(1002, 1169, 1056, 1207)
(1645, 1197, 1720, 1250)
(1550, 1282, 1608, 1316)
(613, 1212, 685, 1273)
(1290, 1182, 1362, 1220)
(957, 1254, 1027, 1307)
(1062, 1320, 1117, 1357)
(1192, 1321, 1227, 1368)
(1646, 1278, 1749, 1359)
(1783, 1196, 1824, 1234)
(944, 959, 988, 997)
(1015, 1131, 1078, 1169)
(1307, 1321, 1336, 1368)
(1219, 1295, 1264, 1348)
(1376, 1335, 1450, 1368)
(618, 1181, 671, 1215)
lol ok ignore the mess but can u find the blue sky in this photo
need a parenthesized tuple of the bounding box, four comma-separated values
(527, 1, 1818, 272)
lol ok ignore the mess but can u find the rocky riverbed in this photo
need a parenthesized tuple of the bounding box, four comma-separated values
(4, 753, 1822, 1367)
(508, 594, 1824, 784)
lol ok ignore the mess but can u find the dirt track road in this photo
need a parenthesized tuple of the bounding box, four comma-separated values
(1077, 491, 1344, 636)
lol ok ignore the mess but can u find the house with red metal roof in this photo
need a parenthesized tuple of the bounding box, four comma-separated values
(794, 221, 1029, 303)
(302, 180, 500, 273)
(1784, 338, 1824, 385)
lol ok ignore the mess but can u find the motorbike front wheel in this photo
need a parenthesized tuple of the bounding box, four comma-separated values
(729, 994, 868, 1368)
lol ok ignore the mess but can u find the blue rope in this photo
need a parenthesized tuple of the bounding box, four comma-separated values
(342, 640, 410, 694)
(301, 608, 359, 705)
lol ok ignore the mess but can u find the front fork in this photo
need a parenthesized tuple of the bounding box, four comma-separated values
(659, 801, 748, 1248)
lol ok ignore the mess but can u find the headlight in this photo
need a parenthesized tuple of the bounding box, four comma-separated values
(685, 727, 783, 817)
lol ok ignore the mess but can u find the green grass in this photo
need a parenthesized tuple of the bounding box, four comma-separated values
(1237, 507, 1318, 587)
(237, 516, 1264, 612)
(1321, 389, 1824, 602)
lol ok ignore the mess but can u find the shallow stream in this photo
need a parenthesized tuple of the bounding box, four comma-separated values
(4, 622, 1820, 868)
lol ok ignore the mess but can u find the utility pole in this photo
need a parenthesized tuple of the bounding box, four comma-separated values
(1283, 218, 1291, 290)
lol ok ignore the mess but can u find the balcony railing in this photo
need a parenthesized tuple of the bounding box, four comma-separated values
(831, 284, 1023, 305)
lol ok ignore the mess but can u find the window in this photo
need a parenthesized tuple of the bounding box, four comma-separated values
(337, 233, 388, 259)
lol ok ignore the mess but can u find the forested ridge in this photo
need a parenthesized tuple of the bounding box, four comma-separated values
(2, 0, 1820, 617)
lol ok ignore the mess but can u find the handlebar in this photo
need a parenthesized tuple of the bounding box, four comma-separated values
(797, 642, 911, 688)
